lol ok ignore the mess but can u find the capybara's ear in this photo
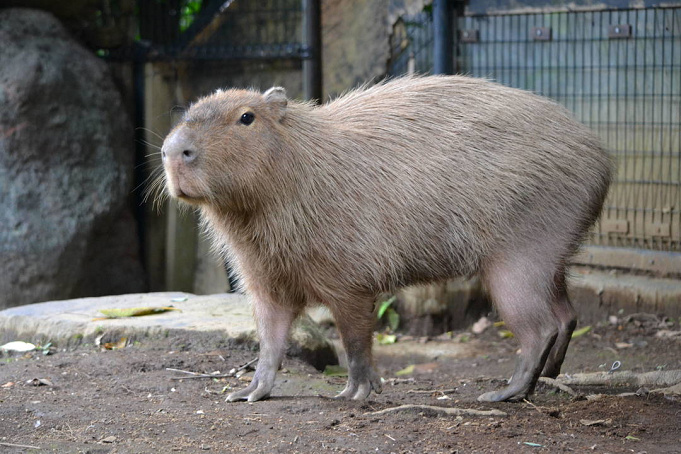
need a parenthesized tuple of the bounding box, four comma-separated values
(264, 86, 287, 120)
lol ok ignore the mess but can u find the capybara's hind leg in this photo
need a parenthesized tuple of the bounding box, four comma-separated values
(330, 296, 383, 400)
(541, 272, 577, 378)
(227, 298, 300, 402)
(478, 254, 559, 402)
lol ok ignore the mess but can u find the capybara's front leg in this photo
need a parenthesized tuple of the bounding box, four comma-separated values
(227, 299, 299, 402)
(331, 299, 382, 400)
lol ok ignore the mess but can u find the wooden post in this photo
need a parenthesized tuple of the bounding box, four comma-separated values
(142, 62, 198, 292)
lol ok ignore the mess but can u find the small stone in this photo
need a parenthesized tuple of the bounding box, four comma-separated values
(101, 436, 116, 443)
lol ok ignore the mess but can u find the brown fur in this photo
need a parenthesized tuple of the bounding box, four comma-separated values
(161, 75, 613, 402)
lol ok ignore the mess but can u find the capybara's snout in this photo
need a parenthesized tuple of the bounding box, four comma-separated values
(162, 126, 202, 200)
(162, 127, 198, 166)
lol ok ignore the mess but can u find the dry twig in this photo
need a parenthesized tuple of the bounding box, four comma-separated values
(558, 369, 681, 388)
(366, 404, 507, 417)
(0, 442, 42, 449)
(538, 377, 579, 396)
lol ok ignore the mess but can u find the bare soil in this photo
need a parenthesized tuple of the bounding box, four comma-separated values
(1, 315, 680, 453)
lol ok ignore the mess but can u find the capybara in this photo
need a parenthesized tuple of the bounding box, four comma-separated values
(161, 75, 612, 403)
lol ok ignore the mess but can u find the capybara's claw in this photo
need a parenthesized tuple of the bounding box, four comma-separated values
(477, 382, 530, 402)
(336, 373, 382, 400)
(226, 381, 272, 402)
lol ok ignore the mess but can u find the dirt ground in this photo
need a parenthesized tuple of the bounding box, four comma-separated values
(1, 313, 680, 453)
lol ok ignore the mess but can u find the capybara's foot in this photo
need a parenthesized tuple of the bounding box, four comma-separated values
(335, 370, 382, 400)
(477, 381, 531, 402)
(226, 375, 274, 402)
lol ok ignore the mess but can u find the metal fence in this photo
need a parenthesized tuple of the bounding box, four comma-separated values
(390, 7, 681, 252)
(107, 0, 306, 61)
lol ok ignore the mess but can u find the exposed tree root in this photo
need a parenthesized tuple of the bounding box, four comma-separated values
(366, 404, 507, 417)
(558, 369, 681, 388)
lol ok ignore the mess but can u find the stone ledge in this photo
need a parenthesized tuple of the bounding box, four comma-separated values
(568, 268, 681, 323)
(0, 292, 337, 370)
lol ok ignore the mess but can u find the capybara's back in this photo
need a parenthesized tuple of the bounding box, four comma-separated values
(162, 75, 613, 403)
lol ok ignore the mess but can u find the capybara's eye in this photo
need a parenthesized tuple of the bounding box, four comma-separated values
(240, 112, 255, 125)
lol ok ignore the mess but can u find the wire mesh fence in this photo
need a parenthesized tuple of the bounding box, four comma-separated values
(389, 7, 681, 252)
(105, 0, 305, 60)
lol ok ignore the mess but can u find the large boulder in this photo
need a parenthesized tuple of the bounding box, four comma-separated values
(0, 8, 145, 309)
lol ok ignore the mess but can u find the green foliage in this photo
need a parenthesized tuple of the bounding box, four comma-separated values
(323, 365, 348, 377)
(376, 296, 399, 332)
(376, 333, 396, 345)
(180, 0, 203, 32)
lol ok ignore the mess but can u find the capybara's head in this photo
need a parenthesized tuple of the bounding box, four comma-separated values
(162, 86, 288, 209)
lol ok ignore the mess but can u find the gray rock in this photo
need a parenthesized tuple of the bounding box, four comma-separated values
(0, 8, 145, 308)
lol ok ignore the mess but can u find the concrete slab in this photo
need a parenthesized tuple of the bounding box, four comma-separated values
(0, 292, 337, 370)
(568, 268, 681, 323)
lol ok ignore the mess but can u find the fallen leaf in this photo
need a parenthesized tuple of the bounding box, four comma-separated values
(522, 442, 543, 447)
(27, 378, 53, 387)
(1, 382, 14, 388)
(98, 306, 181, 319)
(655, 330, 681, 338)
(0, 341, 36, 352)
(103, 337, 128, 350)
(498, 329, 514, 339)
(323, 365, 348, 377)
(580, 419, 611, 426)
(395, 364, 415, 376)
(101, 436, 117, 443)
(493, 321, 505, 327)
(376, 333, 397, 345)
(571, 325, 592, 338)
(615, 342, 633, 349)
(625, 435, 640, 441)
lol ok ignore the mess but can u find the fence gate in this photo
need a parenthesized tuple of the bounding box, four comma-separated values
(390, 7, 681, 253)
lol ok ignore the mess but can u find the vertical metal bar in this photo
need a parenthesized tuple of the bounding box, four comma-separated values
(667, 9, 681, 250)
(433, 0, 454, 74)
(632, 9, 641, 248)
(647, 8, 656, 247)
(621, 8, 630, 244)
(303, 0, 322, 102)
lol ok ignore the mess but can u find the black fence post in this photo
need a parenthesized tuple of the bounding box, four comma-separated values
(433, 0, 454, 75)
(303, 0, 322, 102)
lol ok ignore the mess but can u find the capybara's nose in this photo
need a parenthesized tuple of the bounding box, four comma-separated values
(180, 148, 196, 163)
(162, 129, 197, 164)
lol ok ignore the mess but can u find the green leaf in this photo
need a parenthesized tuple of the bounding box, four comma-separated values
(387, 308, 400, 331)
(323, 365, 348, 377)
(377, 333, 397, 345)
(625, 435, 640, 441)
(498, 329, 514, 339)
(571, 325, 592, 338)
(395, 364, 415, 376)
(377, 296, 396, 320)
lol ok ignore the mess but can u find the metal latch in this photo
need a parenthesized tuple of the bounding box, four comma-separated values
(609, 24, 632, 39)
(531, 27, 551, 41)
